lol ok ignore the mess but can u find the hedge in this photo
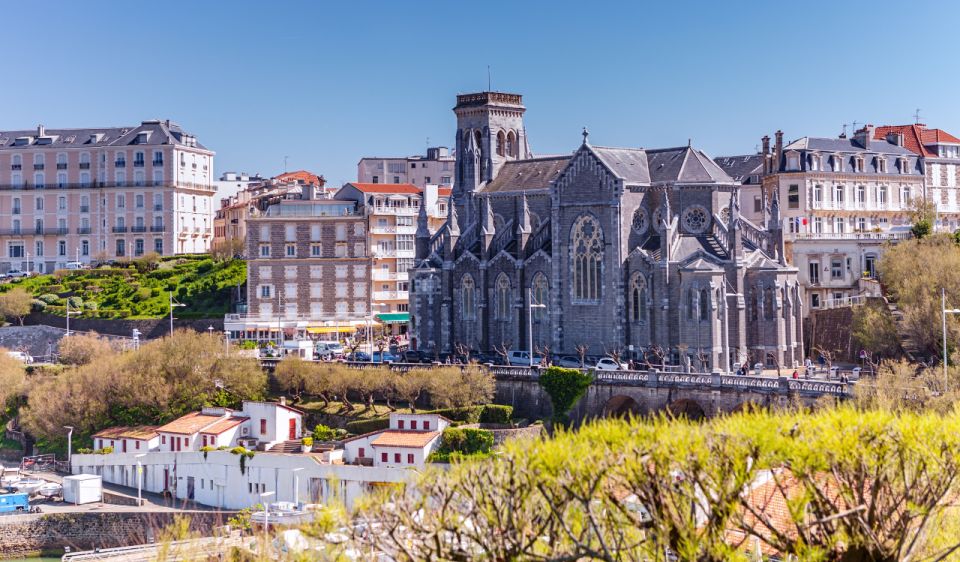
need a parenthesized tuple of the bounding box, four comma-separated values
(345, 417, 390, 435)
(479, 404, 513, 425)
(429, 427, 494, 462)
(425, 406, 484, 424)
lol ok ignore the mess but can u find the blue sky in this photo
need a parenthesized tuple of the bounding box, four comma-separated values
(2, 1, 958, 186)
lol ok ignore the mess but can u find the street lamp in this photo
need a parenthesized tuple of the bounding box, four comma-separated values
(168, 292, 185, 336)
(64, 426, 74, 467)
(291, 467, 304, 507)
(135, 453, 146, 506)
(259, 490, 275, 539)
(65, 300, 81, 337)
(942, 287, 960, 392)
(527, 288, 547, 368)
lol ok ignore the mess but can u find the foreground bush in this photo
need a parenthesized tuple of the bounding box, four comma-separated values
(350, 406, 960, 561)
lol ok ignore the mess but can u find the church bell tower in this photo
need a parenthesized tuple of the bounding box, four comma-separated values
(453, 91, 531, 200)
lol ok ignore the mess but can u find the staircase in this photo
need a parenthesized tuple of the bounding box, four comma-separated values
(886, 302, 922, 362)
(267, 440, 302, 453)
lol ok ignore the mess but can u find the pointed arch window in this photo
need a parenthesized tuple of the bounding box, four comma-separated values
(572, 215, 603, 302)
(630, 274, 647, 323)
(496, 131, 506, 156)
(764, 287, 775, 320)
(460, 274, 476, 320)
(532, 273, 548, 322)
(506, 131, 517, 157)
(496, 274, 511, 321)
(699, 288, 710, 321)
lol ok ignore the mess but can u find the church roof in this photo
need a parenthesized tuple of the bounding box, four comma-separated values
(714, 155, 764, 183)
(591, 147, 651, 183)
(481, 155, 570, 193)
(679, 255, 724, 272)
(646, 146, 736, 184)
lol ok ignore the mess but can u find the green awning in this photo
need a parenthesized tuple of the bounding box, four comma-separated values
(376, 312, 410, 324)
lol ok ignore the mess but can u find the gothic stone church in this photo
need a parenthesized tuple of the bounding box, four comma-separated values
(410, 92, 804, 370)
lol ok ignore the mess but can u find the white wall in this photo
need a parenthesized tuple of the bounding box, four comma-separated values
(71, 451, 413, 510)
(242, 402, 301, 444)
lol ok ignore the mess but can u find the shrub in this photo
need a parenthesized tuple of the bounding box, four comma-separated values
(76, 448, 92, 454)
(345, 417, 390, 435)
(428, 427, 494, 462)
(301, 436, 314, 446)
(479, 404, 513, 425)
(426, 406, 483, 424)
(199, 445, 215, 452)
(84, 301, 98, 311)
(539, 367, 593, 426)
(67, 296, 83, 309)
(31, 299, 47, 312)
(312, 424, 338, 442)
(46, 284, 64, 293)
(94, 446, 114, 455)
(38, 293, 61, 305)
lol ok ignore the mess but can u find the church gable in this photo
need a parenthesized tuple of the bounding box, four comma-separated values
(554, 145, 623, 202)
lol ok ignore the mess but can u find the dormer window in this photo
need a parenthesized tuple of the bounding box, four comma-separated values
(808, 153, 820, 171)
(853, 155, 864, 173)
(832, 154, 843, 172)
(898, 157, 909, 174)
(136, 132, 149, 144)
(876, 156, 887, 173)
(786, 152, 800, 171)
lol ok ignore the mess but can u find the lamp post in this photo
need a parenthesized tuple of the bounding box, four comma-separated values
(527, 288, 547, 368)
(135, 453, 146, 506)
(941, 287, 960, 392)
(65, 300, 81, 337)
(259, 490, 275, 540)
(64, 426, 74, 467)
(168, 292, 185, 336)
(291, 467, 304, 507)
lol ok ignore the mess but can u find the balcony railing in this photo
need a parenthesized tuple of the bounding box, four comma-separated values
(371, 206, 418, 216)
(791, 231, 911, 241)
(33, 164, 44, 170)
(0, 180, 209, 191)
(133, 161, 145, 168)
(56, 163, 67, 170)
(79, 162, 91, 170)
(112, 226, 128, 233)
(150, 225, 165, 232)
(76, 227, 92, 234)
(373, 290, 408, 301)
(115, 162, 126, 168)
(131, 226, 148, 233)
(372, 271, 409, 281)
(0, 229, 22, 236)
(10, 165, 21, 171)
(152, 160, 164, 167)
(79, 206, 89, 213)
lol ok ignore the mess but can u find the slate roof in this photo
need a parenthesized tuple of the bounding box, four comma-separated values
(714, 155, 764, 183)
(591, 147, 650, 183)
(0, 120, 208, 150)
(783, 136, 913, 155)
(482, 155, 571, 193)
(646, 146, 735, 184)
(369, 430, 441, 448)
(93, 426, 160, 440)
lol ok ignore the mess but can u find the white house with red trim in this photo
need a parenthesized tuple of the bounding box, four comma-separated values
(342, 413, 449, 468)
(92, 426, 160, 454)
(154, 400, 303, 453)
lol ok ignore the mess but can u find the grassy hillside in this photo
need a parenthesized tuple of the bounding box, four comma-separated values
(1, 255, 245, 319)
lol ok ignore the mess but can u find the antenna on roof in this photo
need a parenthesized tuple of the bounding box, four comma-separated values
(284, 156, 288, 174)
(487, 65, 491, 92)
(841, 124, 848, 139)
(914, 108, 922, 124)
(852, 120, 860, 133)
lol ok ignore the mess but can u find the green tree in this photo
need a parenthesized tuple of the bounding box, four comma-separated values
(538, 366, 592, 426)
(850, 300, 900, 358)
(274, 356, 313, 403)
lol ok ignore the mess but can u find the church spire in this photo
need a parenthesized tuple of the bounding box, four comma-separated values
(481, 196, 495, 235)
(447, 196, 460, 236)
(516, 192, 531, 235)
(729, 187, 740, 230)
(415, 197, 431, 261)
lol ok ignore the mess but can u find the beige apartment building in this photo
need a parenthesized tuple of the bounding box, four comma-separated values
(336, 183, 449, 333)
(357, 147, 455, 188)
(0, 121, 215, 272)
(226, 186, 371, 344)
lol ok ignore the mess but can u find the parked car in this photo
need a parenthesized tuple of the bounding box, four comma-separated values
(6, 351, 33, 364)
(595, 357, 629, 371)
(345, 352, 371, 362)
(554, 355, 585, 369)
(371, 351, 397, 364)
(403, 350, 426, 363)
(64, 261, 87, 270)
(507, 350, 545, 366)
(5, 270, 29, 279)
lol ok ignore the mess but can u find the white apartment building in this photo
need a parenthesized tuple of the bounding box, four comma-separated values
(0, 121, 215, 272)
(358, 147, 455, 188)
(718, 126, 922, 314)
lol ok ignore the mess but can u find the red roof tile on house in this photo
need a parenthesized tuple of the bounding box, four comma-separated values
(93, 426, 160, 440)
(199, 417, 246, 435)
(157, 412, 226, 435)
(347, 183, 422, 194)
(875, 124, 960, 157)
(274, 170, 325, 186)
(438, 187, 453, 197)
(921, 128, 960, 145)
(369, 430, 440, 448)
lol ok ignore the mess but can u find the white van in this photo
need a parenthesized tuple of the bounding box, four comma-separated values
(507, 350, 544, 366)
(64, 262, 87, 270)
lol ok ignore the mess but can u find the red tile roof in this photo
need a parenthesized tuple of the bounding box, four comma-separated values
(199, 417, 246, 435)
(347, 182, 422, 195)
(93, 426, 159, 440)
(874, 124, 960, 157)
(438, 187, 452, 197)
(369, 430, 440, 448)
(274, 170, 325, 186)
(157, 412, 226, 435)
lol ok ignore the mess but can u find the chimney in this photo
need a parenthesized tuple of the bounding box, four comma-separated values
(774, 130, 783, 172)
(761, 135, 771, 174)
(279, 397, 286, 406)
(37, 124, 45, 137)
(854, 124, 874, 150)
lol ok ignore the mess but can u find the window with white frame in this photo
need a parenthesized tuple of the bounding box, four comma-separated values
(813, 184, 823, 207)
(834, 184, 844, 204)
(284, 283, 297, 299)
(335, 282, 347, 298)
(335, 265, 347, 278)
(335, 301, 348, 315)
(310, 283, 322, 299)
(834, 218, 845, 234)
(354, 282, 367, 297)
(310, 243, 321, 257)
(259, 285, 273, 298)
(309, 265, 322, 278)
(259, 244, 270, 257)
(856, 185, 865, 207)
(877, 185, 887, 206)
(285, 265, 297, 279)
(259, 266, 273, 279)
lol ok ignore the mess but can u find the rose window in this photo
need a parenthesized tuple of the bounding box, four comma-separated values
(682, 205, 709, 234)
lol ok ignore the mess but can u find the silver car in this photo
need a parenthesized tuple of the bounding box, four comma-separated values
(595, 357, 629, 371)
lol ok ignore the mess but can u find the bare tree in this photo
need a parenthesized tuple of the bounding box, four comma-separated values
(493, 341, 512, 365)
(765, 352, 782, 378)
(603, 343, 625, 367)
(695, 347, 709, 374)
(453, 342, 470, 364)
(813, 345, 837, 377)
(575, 343, 589, 368)
(649, 344, 667, 370)
(534, 343, 552, 367)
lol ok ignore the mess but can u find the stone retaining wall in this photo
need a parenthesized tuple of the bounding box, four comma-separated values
(24, 312, 223, 340)
(0, 511, 226, 559)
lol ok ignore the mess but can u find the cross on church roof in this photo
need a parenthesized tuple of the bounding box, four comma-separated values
(582, 127, 590, 145)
